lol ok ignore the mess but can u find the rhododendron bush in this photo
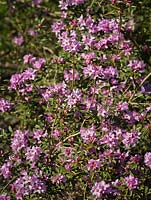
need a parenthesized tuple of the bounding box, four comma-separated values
(0, 0, 151, 199)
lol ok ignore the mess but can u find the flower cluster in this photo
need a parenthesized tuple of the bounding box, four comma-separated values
(9, 68, 36, 91)
(80, 125, 96, 143)
(0, 98, 13, 112)
(59, 0, 86, 10)
(124, 175, 139, 190)
(1, 0, 151, 199)
(11, 130, 28, 153)
(91, 181, 111, 198)
(11, 171, 46, 200)
(23, 54, 46, 69)
(0, 194, 10, 200)
(1, 161, 11, 179)
(144, 152, 151, 169)
(13, 35, 24, 46)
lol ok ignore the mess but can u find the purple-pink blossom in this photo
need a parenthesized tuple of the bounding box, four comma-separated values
(102, 66, 118, 79)
(59, 0, 86, 10)
(25, 146, 42, 163)
(86, 159, 101, 171)
(28, 28, 37, 36)
(122, 130, 140, 148)
(32, 58, 46, 69)
(83, 64, 102, 79)
(0, 98, 13, 112)
(12, 171, 46, 200)
(81, 52, 96, 64)
(51, 174, 65, 184)
(124, 175, 139, 190)
(9, 68, 36, 90)
(128, 60, 146, 72)
(64, 68, 80, 81)
(97, 19, 118, 33)
(1, 161, 11, 179)
(117, 101, 129, 112)
(11, 130, 28, 153)
(91, 181, 111, 198)
(58, 30, 81, 53)
(23, 54, 33, 64)
(0, 194, 10, 200)
(144, 152, 151, 169)
(99, 131, 119, 148)
(80, 125, 96, 143)
(66, 89, 82, 107)
(32, 129, 48, 141)
(51, 129, 62, 140)
(52, 21, 65, 36)
(23, 54, 46, 69)
(63, 147, 73, 157)
(13, 35, 24, 46)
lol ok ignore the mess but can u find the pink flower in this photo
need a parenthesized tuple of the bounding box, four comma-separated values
(0, 98, 13, 112)
(124, 175, 139, 190)
(97, 19, 118, 33)
(99, 131, 119, 148)
(83, 64, 102, 79)
(91, 181, 111, 198)
(23, 54, 46, 69)
(11, 130, 28, 153)
(51, 129, 62, 140)
(59, 0, 86, 10)
(102, 66, 118, 79)
(117, 101, 129, 111)
(0, 194, 10, 200)
(13, 35, 24, 46)
(66, 89, 82, 107)
(65, 163, 72, 171)
(32, 58, 46, 69)
(81, 52, 96, 64)
(64, 147, 73, 157)
(122, 130, 140, 148)
(144, 152, 151, 169)
(64, 68, 80, 81)
(28, 28, 37, 36)
(52, 21, 65, 36)
(128, 60, 146, 72)
(9, 68, 36, 90)
(18, 84, 33, 95)
(33, 129, 47, 141)
(1, 161, 11, 179)
(51, 174, 65, 184)
(23, 54, 33, 64)
(25, 146, 42, 163)
(80, 125, 96, 143)
(86, 159, 101, 171)
(12, 172, 46, 199)
(112, 179, 122, 187)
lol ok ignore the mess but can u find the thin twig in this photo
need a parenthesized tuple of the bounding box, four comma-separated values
(140, 72, 151, 86)
(0, 176, 17, 194)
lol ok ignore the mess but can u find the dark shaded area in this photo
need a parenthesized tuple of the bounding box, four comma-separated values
(0, 0, 59, 85)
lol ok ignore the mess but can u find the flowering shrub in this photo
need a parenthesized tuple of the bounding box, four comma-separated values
(0, 0, 151, 199)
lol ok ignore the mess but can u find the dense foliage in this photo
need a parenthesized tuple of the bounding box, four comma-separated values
(0, 0, 151, 199)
